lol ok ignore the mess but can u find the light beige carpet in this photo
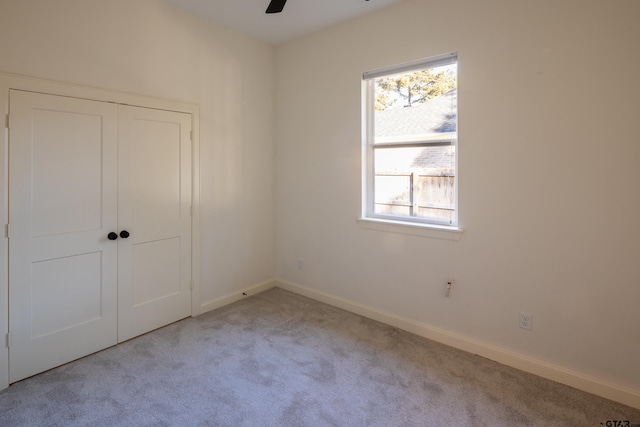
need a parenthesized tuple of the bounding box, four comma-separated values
(1, 287, 638, 426)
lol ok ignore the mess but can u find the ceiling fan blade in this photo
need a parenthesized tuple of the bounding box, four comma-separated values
(266, 0, 287, 14)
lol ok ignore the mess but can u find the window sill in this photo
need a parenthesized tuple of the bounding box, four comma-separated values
(356, 217, 463, 240)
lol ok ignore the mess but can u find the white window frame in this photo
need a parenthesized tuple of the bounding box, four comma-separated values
(361, 53, 460, 233)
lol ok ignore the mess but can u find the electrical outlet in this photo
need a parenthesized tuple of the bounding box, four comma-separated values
(297, 258, 304, 270)
(519, 312, 533, 331)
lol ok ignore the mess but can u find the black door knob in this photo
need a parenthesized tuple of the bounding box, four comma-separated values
(120, 230, 130, 239)
(107, 232, 118, 240)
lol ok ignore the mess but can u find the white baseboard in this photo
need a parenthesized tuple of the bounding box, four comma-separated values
(200, 279, 276, 314)
(274, 279, 640, 410)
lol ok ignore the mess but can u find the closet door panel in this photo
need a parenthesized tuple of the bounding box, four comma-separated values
(117, 106, 192, 342)
(8, 90, 118, 383)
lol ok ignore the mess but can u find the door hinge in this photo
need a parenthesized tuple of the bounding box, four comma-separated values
(190, 130, 193, 141)
(5, 114, 9, 129)
(190, 205, 193, 216)
(190, 279, 194, 291)
(4, 224, 9, 239)
(5, 332, 10, 349)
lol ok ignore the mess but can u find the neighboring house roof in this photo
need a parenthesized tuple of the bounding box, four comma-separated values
(374, 89, 456, 174)
(374, 88, 457, 140)
(412, 145, 454, 173)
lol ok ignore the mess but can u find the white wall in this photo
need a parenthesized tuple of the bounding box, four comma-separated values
(0, 0, 276, 304)
(275, 0, 640, 399)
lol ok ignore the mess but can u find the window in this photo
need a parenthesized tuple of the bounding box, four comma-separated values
(362, 53, 458, 228)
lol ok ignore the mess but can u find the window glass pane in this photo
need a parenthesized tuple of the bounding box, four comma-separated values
(375, 204, 411, 217)
(417, 207, 455, 223)
(374, 175, 411, 216)
(374, 64, 457, 143)
(375, 146, 454, 175)
(416, 176, 455, 209)
(416, 176, 455, 222)
(374, 145, 455, 222)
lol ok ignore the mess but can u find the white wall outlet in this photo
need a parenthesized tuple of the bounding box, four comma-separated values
(519, 312, 533, 331)
(297, 258, 304, 270)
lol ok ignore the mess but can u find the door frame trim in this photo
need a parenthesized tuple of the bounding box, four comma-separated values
(0, 72, 202, 391)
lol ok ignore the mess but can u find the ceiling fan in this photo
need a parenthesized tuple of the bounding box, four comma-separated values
(266, 0, 369, 14)
(265, 0, 287, 13)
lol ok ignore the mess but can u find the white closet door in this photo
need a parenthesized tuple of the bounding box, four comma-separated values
(117, 106, 192, 342)
(8, 90, 119, 382)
